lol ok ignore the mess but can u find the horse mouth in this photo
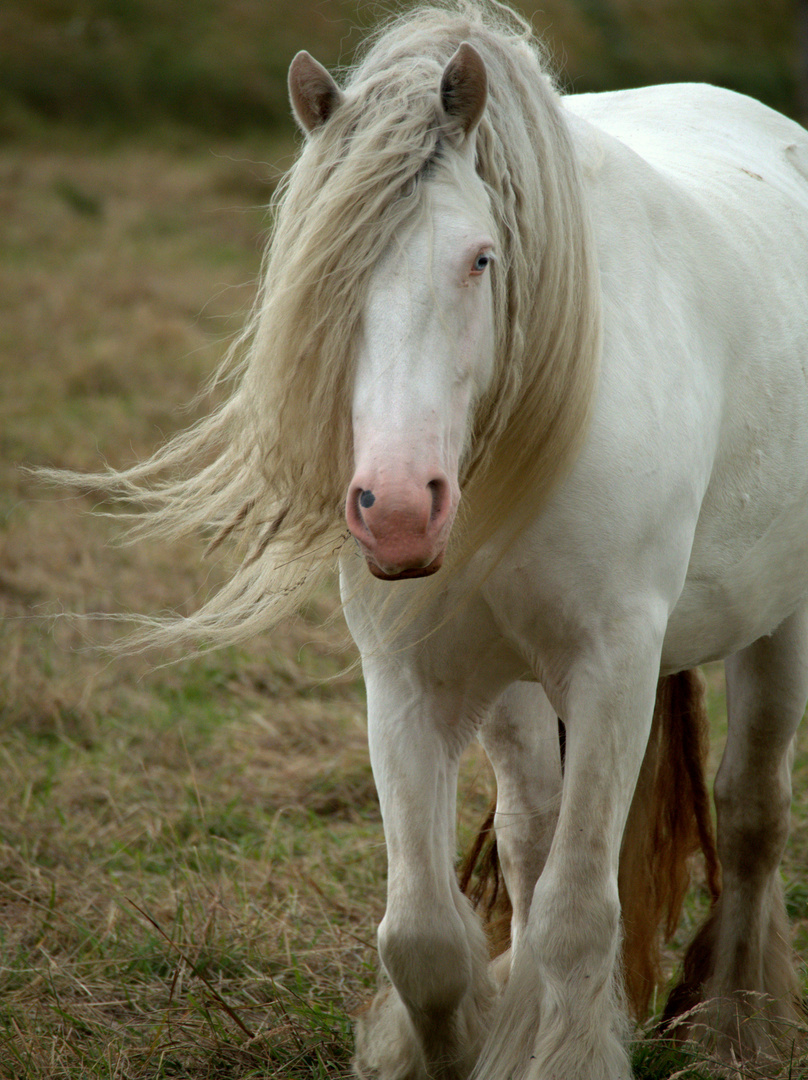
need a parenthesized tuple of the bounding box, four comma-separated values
(364, 552, 444, 580)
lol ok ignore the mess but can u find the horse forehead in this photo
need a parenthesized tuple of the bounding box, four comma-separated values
(430, 170, 491, 230)
(362, 177, 492, 331)
(362, 249, 442, 344)
(364, 223, 472, 336)
(372, 200, 485, 293)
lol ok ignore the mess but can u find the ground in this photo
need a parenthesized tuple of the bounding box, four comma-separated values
(0, 134, 805, 1079)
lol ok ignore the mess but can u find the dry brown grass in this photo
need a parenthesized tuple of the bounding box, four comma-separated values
(0, 135, 368, 1076)
(0, 133, 805, 1079)
(0, 132, 496, 1078)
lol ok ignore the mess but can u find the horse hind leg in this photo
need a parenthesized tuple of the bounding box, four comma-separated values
(664, 603, 808, 1060)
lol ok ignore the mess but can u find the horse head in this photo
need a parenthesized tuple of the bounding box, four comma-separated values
(290, 44, 497, 580)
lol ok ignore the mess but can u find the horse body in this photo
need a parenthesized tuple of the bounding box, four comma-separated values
(339, 50, 808, 1080)
(565, 83, 808, 669)
(535, 84, 808, 674)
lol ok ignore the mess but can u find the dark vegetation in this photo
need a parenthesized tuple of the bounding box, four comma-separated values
(0, 0, 801, 140)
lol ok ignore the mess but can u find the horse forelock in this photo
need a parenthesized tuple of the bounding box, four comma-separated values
(89, 1, 601, 649)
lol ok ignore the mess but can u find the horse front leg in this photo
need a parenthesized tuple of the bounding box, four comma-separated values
(354, 660, 497, 1080)
(474, 632, 663, 1080)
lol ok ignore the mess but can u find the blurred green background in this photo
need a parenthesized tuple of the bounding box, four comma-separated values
(0, 0, 802, 139)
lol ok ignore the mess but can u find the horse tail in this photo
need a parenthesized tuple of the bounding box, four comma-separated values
(457, 802, 513, 959)
(459, 669, 721, 1019)
(619, 668, 721, 1019)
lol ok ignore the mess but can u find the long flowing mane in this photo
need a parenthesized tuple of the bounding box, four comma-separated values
(55, 1, 601, 648)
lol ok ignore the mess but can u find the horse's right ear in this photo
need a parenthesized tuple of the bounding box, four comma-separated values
(439, 42, 487, 142)
(289, 51, 344, 134)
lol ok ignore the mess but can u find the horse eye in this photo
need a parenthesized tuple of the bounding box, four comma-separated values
(472, 253, 490, 273)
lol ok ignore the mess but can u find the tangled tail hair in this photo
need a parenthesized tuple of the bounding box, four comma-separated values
(457, 802, 513, 957)
(619, 668, 721, 1020)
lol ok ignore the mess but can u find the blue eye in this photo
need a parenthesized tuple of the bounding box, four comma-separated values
(472, 252, 492, 274)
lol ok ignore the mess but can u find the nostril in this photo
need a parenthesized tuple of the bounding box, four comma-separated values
(347, 484, 374, 541)
(427, 477, 450, 524)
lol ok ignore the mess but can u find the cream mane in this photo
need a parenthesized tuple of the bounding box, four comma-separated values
(57, 0, 601, 649)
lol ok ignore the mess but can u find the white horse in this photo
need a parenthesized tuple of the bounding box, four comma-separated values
(54, 3, 808, 1078)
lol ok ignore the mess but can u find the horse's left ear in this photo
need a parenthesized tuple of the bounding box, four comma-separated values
(289, 51, 345, 134)
(439, 42, 488, 141)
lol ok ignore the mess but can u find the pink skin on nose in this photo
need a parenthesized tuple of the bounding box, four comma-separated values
(346, 471, 455, 579)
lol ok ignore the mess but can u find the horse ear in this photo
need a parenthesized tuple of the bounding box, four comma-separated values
(289, 51, 344, 134)
(439, 42, 487, 140)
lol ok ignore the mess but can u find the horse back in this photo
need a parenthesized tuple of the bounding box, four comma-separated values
(566, 82, 808, 208)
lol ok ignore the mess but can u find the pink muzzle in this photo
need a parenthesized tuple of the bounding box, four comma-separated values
(346, 471, 455, 579)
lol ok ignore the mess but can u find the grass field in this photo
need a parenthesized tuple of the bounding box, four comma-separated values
(1, 63, 807, 1080)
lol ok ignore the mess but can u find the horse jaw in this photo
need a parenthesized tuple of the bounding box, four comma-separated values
(346, 175, 496, 579)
